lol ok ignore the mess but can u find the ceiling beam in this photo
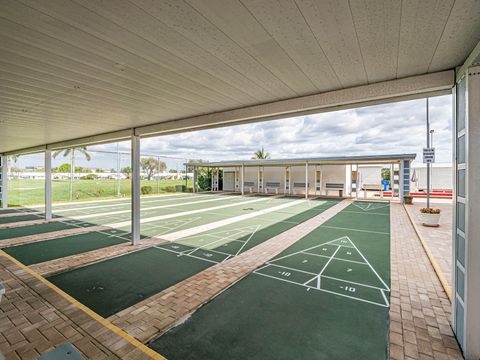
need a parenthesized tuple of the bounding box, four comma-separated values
(136, 70, 453, 137)
(456, 40, 480, 82)
(2, 70, 454, 155)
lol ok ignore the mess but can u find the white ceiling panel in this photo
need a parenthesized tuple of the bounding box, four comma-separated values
(0, 0, 479, 153)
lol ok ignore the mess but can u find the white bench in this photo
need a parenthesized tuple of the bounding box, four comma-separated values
(361, 183, 384, 198)
(293, 182, 309, 195)
(326, 183, 344, 197)
(265, 182, 280, 194)
(243, 181, 255, 193)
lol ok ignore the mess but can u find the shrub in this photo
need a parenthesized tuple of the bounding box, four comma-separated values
(80, 173, 98, 180)
(141, 185, 153, 195)
(164, 185, 176, 192)
(420, 208, 441, 214)
(187, 187, 193, 193)
(175, 185, 187, 192)
(404, 194, 413, 198)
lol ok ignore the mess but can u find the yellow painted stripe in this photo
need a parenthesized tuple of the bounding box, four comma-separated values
(0, 250, 167, 360)
(403, 205, 452, 301)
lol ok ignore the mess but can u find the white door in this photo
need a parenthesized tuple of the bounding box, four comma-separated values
(223, 171, 235, 191)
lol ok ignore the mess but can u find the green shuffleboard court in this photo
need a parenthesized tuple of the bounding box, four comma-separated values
(0, 219, 99, 241)
(149, 201, 390, 360)
(3, 228, 133, 265)
(47, 199, 337, 318)
(0, 213, 44, 224)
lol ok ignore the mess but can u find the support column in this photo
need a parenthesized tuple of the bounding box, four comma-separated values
(211, 167, 215, 191)
(131, 135, 141, 246)
(241, 164, 245, 195)
(390, 164, 394, 199)
(45, 150, 52, 220)
(305, 162, 308, 199)
(193, 166, 198, 193)
(1, 155, 8, 209)
(453, 64, 480, 359)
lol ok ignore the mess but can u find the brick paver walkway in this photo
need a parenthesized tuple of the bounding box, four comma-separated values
(108, 200, 351, 343)
(0, 254, 160, 360)
(0, 200, 465, 359)
(389, 203, 462, 360)
(405, 202, 453, 288)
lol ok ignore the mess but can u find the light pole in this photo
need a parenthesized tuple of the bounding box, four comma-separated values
(426, 98, 431, 208)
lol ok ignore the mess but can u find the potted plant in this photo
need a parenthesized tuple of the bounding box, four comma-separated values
(404, 194, 413, 205)
(420, 207, 441, 227)
(381, 168, 391, 191)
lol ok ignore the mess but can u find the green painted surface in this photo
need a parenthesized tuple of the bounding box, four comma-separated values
(47, 199, 337, 318)
(150, 202, 390, 360)
(48, 247, 211, 318)
(4, 228, 130, 265)
(0, 220, 91, 240)
(0, 214, 43, 224)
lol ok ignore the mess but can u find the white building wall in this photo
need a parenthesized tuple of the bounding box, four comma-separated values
(224, 165, 347, 195)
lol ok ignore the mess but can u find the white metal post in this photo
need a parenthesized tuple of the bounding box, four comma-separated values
(241, 164, 245, 195)
(258, 167, 261, 193)
(453, 64, 480, 359)
(45, 149, 52, 220)
(209, 168, 215, 191)
(390, 164, 394, 199)
(193, 166, 198, 193)
(70, 148, 74, 201)
(1, 155, 8, 209)
(305, 162, 308, 199)
(131, 135, 141, 245)
(116, 143, 121, 197)
(399, 161, 404, 203)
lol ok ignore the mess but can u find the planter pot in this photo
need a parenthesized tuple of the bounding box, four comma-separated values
(421, 212, 441, 227)
(404, 197, 413, 205)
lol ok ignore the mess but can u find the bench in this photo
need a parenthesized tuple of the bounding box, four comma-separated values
(361, 183, 384, 198)
(293, 182, 309, 195)
(326, 183, 344, 197)
(265, 182, 281, 194)
(243, 181, 255, 193)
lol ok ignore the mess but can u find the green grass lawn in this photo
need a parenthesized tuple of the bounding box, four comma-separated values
(7, 178, 193, 206)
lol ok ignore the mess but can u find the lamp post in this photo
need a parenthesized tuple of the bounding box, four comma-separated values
(426, 98, 430, 208)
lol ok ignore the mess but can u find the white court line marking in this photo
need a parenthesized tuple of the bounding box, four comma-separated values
(107, 197, 270, 228)
(321, 225, 389, 235)
(256, 235, 390, 306)
(160, 200, 303, 242)
(303, 251, 367, 265)
(315, 246, 341, 288)
(54, 194, 211, 214)
(153, 246, 219, 264)
(341, 210, 389, 216)
(254, 272, 389, 308)
(232, 225, 261, 257)
(71, 196, 240, 220)
(27, 193, 192, 209)
(347, 237, 390, 291)
(178, 228, 250, 257)
(381, 290, 389, 307)
(352, 202, 389, 212)
(148, 217, 202, 238)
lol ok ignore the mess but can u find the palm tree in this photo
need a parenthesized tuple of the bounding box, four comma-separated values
(252, 147, 270, 160)
(53, 146, 91, 200)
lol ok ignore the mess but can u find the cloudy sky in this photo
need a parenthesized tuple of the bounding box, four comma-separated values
(18, 95, 452, 169)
